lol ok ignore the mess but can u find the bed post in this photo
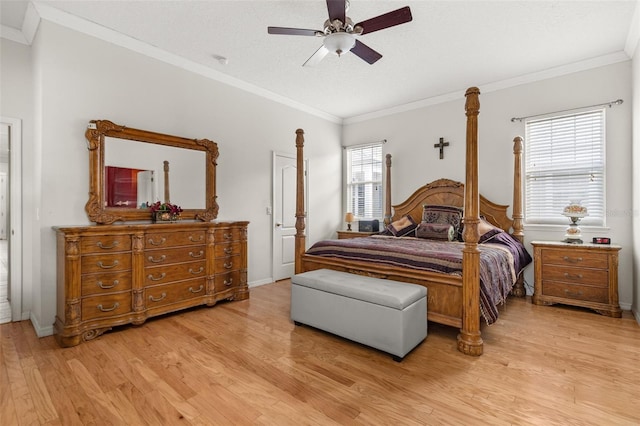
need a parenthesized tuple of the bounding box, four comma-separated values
(458, 87, 483, 356)
(511, 136, 526, 297)
(294, 129, 306, 275)
(384, 154, 392, 226)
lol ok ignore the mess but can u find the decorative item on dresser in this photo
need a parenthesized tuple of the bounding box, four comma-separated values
(531, 241, 621, 317)
(54, 221, 249, 347)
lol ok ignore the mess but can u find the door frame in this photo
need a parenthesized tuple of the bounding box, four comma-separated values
(1, 116, 23, 322)
(272, 151, 308, 281)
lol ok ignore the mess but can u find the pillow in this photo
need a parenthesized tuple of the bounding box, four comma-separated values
(462, 218, 500, 242)
(415, 223, 455, 241)
(385, 215, 418, 237)
(422, 205, 463, 241)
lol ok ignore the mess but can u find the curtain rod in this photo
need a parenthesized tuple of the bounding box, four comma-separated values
(510, 99, 623, 123)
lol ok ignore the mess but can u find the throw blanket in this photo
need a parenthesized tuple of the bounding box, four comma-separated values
(305, 234, 532, 325)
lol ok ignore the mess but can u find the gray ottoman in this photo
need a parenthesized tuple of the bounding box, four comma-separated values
(291, 269, 427, 361)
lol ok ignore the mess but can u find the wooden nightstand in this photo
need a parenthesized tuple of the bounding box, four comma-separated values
(336, 231, 375, 239)
(531, 241, 621, 317)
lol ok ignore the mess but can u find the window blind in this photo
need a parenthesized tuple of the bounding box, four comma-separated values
(525, 109, 605, 226)
(346, 143, 383, 219)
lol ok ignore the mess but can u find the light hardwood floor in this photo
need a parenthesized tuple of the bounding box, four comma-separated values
(1, 280, 639, 425)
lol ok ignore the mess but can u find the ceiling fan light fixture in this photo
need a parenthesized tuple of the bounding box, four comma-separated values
(324, 32, 355, 56)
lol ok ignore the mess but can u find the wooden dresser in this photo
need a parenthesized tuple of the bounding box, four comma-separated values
(531, 241, 621, 317)
(54, 221, 248, 347)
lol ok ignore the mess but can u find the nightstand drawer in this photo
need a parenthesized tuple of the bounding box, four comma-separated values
(542, 281, 608, 304)
(540, 249, 608, 269)
(541, 266, 609, 287)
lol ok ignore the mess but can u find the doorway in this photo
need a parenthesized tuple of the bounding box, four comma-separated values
(272, 152, 307, 281)
(0, 117, 23, 323)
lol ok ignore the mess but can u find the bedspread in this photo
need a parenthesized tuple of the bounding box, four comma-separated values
(305, 234, 531, 324)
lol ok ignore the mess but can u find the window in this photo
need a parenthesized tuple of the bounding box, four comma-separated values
(346, 143, 383, 220)
(525, 109, 605, 226)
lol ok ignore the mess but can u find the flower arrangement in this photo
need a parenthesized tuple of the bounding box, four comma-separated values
(147, 201, 183, 222)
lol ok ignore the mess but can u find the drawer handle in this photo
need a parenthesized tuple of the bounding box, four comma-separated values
(148, 237, 166, 246)
(147, 272, 166, 281)
(97, 280, 119, 290)
(189, 267, 204, 275)
(97, 260, 119, 269)
(189, 250, 204, 259)
(562, 256, 583, 263)
(97, 302, 119, 312)
(149, 292, 167, 302)
(189, 235, 204, 242)
(148, 255, 166, 263)
(224, 233, 233, 240)
(224, 262, 233, 269)
(96, 241, 119, 250)
(223, 247, 233, 255)
(564, 289, 584, 297)
(189, 285, 204, 293)
(563, 272, 583, 280)
(224, 278, 233, 287)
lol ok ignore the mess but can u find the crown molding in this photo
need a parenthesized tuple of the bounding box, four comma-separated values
(28, 2, 342, 124)
(0, 24, 27, 45)
(343, 51, 631, 124)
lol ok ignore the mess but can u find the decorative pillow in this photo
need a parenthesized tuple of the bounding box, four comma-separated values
(386, 215, 418, 237)
(422, 205, 463, 241)
(415, 223, 455, 241)
(462, 218, 500, 242)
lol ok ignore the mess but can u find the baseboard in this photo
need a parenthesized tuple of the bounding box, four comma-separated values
(634, 308, 640, 325)
(29, 312, 53, 337)
(249, 278, 275, 288)
(620, 302, 632, 311)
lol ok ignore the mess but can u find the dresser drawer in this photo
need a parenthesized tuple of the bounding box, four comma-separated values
(214, 242, 240, 257)
(81, 235, 131, 254)
(214, 271, 240, 292)
(145, 278, 207, 309)
(81, 271, 132, 296)
(214, 228, 240, 243)
(145, 261, 207, 285)
(540, 249, 608, 269)
(144, 246, 206, 267)
(541, 265, 609, 287)
(81, 253, 131, 274)
(214, 255, 240, 273)
(145, 231, 206, 249)
(541, 281, 608, 304)
(81, 293, 132, 321)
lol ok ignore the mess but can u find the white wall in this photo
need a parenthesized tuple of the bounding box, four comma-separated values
(343, 61, 634, 309)
(632, 38, 640, 321)
(10, 21, 343, 336)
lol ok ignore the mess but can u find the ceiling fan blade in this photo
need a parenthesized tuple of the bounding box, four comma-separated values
(303, 45, 330, 67)
(326, 0, 346, 23)
(355, 6, 413, 35)
(268, 27, 321, 36)
(350, 40, 382, 65)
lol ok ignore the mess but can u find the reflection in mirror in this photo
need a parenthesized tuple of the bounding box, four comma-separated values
(104, 137, 206, 209)
(85, 119, 218, 224)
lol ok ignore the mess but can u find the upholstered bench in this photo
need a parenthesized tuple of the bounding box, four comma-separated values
(290, 269, 427, 361)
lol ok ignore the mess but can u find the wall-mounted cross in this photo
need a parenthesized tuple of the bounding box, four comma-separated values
(434, 137, 450, 159)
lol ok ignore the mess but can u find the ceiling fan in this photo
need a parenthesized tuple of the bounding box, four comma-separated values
(267, 0, 412, 66)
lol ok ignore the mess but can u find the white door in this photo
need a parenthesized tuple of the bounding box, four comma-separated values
(272, 152, 305, 281)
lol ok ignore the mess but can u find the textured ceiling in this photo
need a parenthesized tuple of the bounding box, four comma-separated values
(1, 1, 638, 121)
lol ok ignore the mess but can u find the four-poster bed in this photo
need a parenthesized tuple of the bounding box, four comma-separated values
(293, 87, 528, 356)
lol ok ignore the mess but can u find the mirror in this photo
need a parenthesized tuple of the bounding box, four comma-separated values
(85, 119, 218, 224)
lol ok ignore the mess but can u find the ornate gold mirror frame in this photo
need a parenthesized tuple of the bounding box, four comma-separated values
(85, 119, 219, 224)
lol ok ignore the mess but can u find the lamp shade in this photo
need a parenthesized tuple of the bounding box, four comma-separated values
(345, 212, 354, 223)
(324, 32, 355, 56)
